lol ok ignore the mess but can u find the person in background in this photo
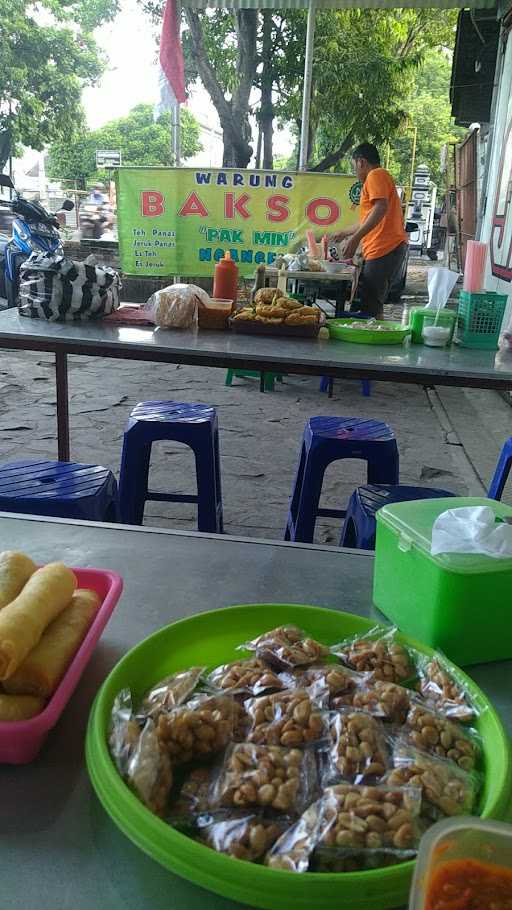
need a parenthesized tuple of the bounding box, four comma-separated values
(87, 182, 107, 205)
(332, 142, 407, 319)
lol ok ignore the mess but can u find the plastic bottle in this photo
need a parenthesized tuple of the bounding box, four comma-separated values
(277, 267, 288, 297)
(213, 251, 238, 304)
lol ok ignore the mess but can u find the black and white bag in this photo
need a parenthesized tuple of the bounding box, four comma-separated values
(18, 252, 121, 321)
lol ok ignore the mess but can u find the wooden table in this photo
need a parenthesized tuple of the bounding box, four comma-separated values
(0, 308, 511, 461)
(2, 512, 511, 910)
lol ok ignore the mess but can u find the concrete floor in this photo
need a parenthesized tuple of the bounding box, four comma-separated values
(0, 256, 510, 541)
(0, 345, 510, 544)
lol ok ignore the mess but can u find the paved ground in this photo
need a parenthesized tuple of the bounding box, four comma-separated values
(0, 256, 510, 542)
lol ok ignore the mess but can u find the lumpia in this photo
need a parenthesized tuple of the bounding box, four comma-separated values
(0, 562, 77, 680)
(0, 551, 36, 609)
(4, 588, 100, 697)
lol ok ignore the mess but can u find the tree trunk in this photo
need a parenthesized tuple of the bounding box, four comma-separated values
(185, 9, 257, 169)
(255, 122, 263, 169)
(0, 131, 11, 173)
(260, 10, 273, 169)
(311, 132, 355, 172)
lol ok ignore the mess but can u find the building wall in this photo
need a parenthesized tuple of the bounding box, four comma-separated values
(480, 27, 512, 322)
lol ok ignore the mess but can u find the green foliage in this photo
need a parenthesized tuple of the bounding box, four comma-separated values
(273, 9, 458, 170)
(0, 0, 120, 168)
(47, 104, 202, 186)
(135, 4, 459, 172)
(386, 50, 465, 188)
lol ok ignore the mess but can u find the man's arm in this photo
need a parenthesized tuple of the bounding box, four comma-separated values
(330, 223, 360, 243)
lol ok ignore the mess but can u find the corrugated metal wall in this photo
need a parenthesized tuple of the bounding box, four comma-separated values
(456, 129, 478, 266)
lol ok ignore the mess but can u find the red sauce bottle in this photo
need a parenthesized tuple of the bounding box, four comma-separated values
(213, 251, 238, 304)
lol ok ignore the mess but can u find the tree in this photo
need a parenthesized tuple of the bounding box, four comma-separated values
(137, 6, 458, 171)
(272, 9, 459, 171)
(387, 50, 465, 188)
(47, 104, 202, 186)
(0, 0, 119, 170)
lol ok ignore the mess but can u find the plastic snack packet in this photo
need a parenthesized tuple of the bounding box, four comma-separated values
(206, 658, 285, 697)
(245, 688, 328, 748)
(157, 694, 235, 765)
(200, 813, 286, 862)
(140, 667, 205, 718)
(331, 625, 417, 684)
(322, 709, 390, 785)
(416, 653, 480, 723)
(402, 699, 481, 772)
(211, 743, 316, 816)
(126, 717, 173, 816)
(386, 739, 480, 818)
(240, 625, 329, 669)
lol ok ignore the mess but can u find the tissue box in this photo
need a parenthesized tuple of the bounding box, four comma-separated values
(373, 496, 512, 665)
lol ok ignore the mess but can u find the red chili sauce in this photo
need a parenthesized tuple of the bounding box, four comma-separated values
(425, 858, 512, 910)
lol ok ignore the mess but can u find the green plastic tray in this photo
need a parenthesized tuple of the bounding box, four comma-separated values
(327, 318, 410, 344)
(86, 603, 512, 910)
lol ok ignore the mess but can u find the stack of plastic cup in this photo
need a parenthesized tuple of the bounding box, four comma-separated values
(463, 240, 488, 292)
(306, 229, 320, 259)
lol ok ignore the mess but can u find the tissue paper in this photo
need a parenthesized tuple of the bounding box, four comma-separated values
(431, 506, 512, 558)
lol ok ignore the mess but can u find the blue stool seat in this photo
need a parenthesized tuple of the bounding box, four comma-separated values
(285, 417, 399, 543)
(488, 437, 512, 500)
(118, 400, 223, 532)
(340, 484, 456, 550)
(0, 460, 118, 521)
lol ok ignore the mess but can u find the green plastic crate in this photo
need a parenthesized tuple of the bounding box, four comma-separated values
(455, 290, 507, 349)
(373, 496, 512, 665)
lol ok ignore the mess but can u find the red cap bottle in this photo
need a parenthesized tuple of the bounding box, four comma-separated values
(213, 251, 238, 304)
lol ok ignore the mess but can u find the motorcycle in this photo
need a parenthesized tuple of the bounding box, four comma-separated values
(79, 201, 115, 240)
(0, 174, 74, 307)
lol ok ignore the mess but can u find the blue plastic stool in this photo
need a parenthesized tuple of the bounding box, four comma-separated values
(118, 400, 223, 532)
(340, 484, 455, 550)
(0, 460, 118, 521)
(320, 377, 371, 398)
(284, 417, 399, 543)
(488, 437, 512, 500)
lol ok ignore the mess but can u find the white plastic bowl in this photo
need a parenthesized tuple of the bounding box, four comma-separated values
(422, 325, 451, 347)
(320, 260, 349, 274)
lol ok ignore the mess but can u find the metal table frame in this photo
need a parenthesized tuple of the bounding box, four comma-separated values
(0, 309, 511, 461)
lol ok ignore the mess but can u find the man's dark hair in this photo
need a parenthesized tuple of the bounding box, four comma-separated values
(352, 143, 380, 166)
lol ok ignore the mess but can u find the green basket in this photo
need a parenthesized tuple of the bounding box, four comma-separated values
(455, 290, 508, 349)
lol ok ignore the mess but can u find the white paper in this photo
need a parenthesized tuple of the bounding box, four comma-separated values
(431, 506, 512, 558)
(425, 268, 459, 312)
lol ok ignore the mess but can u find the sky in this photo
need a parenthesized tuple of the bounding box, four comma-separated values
(82, 0, 293, 162)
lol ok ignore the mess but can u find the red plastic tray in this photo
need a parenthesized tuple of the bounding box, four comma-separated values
(0, 566, 123, 764)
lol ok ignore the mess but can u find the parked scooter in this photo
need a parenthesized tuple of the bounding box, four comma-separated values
(0, 174, 74, 307)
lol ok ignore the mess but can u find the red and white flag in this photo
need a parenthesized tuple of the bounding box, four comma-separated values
(155, 0, 186, 115)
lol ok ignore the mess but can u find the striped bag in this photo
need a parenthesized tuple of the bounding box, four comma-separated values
(18, 252, 121, 321)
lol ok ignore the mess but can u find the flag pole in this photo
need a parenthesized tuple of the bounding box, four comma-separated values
(298, 0, 316, 171)
(173, 0, 182, 166)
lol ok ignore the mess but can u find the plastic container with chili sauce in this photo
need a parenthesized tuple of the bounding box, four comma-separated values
(409, 817, 512, 910)
(213, 251, 238, 305)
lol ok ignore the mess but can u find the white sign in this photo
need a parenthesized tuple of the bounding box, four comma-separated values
(96, 149, 121, 168)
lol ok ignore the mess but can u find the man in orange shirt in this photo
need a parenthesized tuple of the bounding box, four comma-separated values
(333, 142, 408, 318)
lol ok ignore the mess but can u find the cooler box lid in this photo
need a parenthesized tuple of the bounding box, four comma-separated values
(376, 496, 512, 575)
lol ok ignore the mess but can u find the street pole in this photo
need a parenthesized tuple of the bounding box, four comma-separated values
(298, 1, 316, 171)
(409, 125, 418, 193)
(173, 0, 182, 167)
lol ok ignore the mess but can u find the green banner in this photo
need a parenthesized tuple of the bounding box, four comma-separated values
(116, 167, 361, 278)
